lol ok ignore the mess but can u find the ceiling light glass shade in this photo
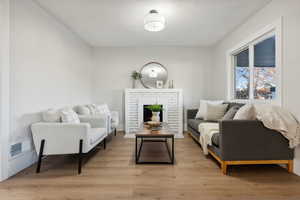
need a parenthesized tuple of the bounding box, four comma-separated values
(144, 10, 165, 32)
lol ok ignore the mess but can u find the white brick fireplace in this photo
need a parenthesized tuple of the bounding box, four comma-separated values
(124, 89, 183, 138)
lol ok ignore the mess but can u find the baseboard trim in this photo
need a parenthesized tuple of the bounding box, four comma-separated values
(8, 150, 37, 177)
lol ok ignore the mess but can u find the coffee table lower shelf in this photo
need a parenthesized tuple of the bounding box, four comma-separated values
(135, 135, 175, 164)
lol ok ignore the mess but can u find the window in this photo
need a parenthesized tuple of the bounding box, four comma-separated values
(234, 48, 249, 99)
(228, 20, 281, 104)
(253, 36, 276, 100)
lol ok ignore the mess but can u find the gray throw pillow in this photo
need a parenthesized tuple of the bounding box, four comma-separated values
(222, 105, 240, 120)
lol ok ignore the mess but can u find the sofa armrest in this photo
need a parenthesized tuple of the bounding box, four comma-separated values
(111, 111, 119, 125)
(219, 120, 294, 161)
(31, 122, 90, 155)
(78, 114, 107, 128)
(187, 109, 198, 119)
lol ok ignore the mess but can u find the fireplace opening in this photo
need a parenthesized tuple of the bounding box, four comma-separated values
(143, 105, 163, 122)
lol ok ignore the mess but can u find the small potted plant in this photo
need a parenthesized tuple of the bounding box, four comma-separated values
(145, 104, 163, 122)
(131, 71, 142, 88)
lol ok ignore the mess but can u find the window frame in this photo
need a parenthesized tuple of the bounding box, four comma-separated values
(226, 18, 282, 105)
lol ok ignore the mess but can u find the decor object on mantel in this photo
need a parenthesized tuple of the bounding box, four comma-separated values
(168, 80, 174, 89)
(131, 71, 142, 88)
(156, 80, 163, 89)
(144, 9, 165, 32)
(145, 104, 163, 122)
(140, 62, 168, 89)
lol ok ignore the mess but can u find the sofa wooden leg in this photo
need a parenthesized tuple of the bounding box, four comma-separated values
(36, 139, 45, 173)
(288, 160, 293, 173)
(221, 161, 228, 175)
(114, 128, 117, 136)
(103, 138, 106, 149)
(78, 139, 83, 174)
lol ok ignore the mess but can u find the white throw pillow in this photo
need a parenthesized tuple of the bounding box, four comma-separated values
(42, 109, 61, 122)
(195, 100, 224, 119)
(60, 108, 80, 123)
(204, 103, 228, 121)
(77, 105, 90, 115)
(233, 104, 256, 120)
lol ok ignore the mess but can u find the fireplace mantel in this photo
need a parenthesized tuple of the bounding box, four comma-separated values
(124, 88, 183, 138)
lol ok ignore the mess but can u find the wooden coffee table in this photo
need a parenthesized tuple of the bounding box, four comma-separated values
(135, 124, 174, 164)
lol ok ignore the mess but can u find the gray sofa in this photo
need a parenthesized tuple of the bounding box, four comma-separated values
(187, 103, 294, 175)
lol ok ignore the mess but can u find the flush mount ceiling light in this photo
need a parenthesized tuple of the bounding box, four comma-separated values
(144, 9, 165, 32)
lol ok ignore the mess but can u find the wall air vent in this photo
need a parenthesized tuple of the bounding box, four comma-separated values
(10, 142, 22, 157)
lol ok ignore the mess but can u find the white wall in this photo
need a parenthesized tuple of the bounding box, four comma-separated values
(8, 0, 93, 176)
(92, 47, 212, 130)
(211, 0, 300, 175)
(0, 0, 10, 181)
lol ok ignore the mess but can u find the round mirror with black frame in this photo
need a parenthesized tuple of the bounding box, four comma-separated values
(140, 62, 168, 89)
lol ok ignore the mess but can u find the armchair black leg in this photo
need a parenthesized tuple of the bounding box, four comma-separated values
(103, 138, 106, 149)
(36, 139, 45, 173)
(114, 128, 117, 136)
(78, 139, 83, 174)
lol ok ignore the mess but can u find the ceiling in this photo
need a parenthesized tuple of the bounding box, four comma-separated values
(35, 0, 271, 47)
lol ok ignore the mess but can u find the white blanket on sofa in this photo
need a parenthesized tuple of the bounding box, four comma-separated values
(198, 123, 219, 155)
(254, 104, 300, 148)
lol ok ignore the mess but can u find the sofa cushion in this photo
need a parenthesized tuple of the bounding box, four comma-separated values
(88, 128, 106, 145)
(188, 119, 205, 131)
(211, 132, 220, 147)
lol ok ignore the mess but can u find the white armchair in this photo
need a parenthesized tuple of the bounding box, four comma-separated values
(31, 114, 108, 174)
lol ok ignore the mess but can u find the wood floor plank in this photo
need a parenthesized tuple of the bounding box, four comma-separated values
(0, 132, 299, 200)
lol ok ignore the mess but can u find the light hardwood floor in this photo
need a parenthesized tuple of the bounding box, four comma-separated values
(1, 132, 300, 200)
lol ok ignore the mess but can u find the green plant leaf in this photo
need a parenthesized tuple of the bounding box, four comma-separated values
(145, 105, 163, 112)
